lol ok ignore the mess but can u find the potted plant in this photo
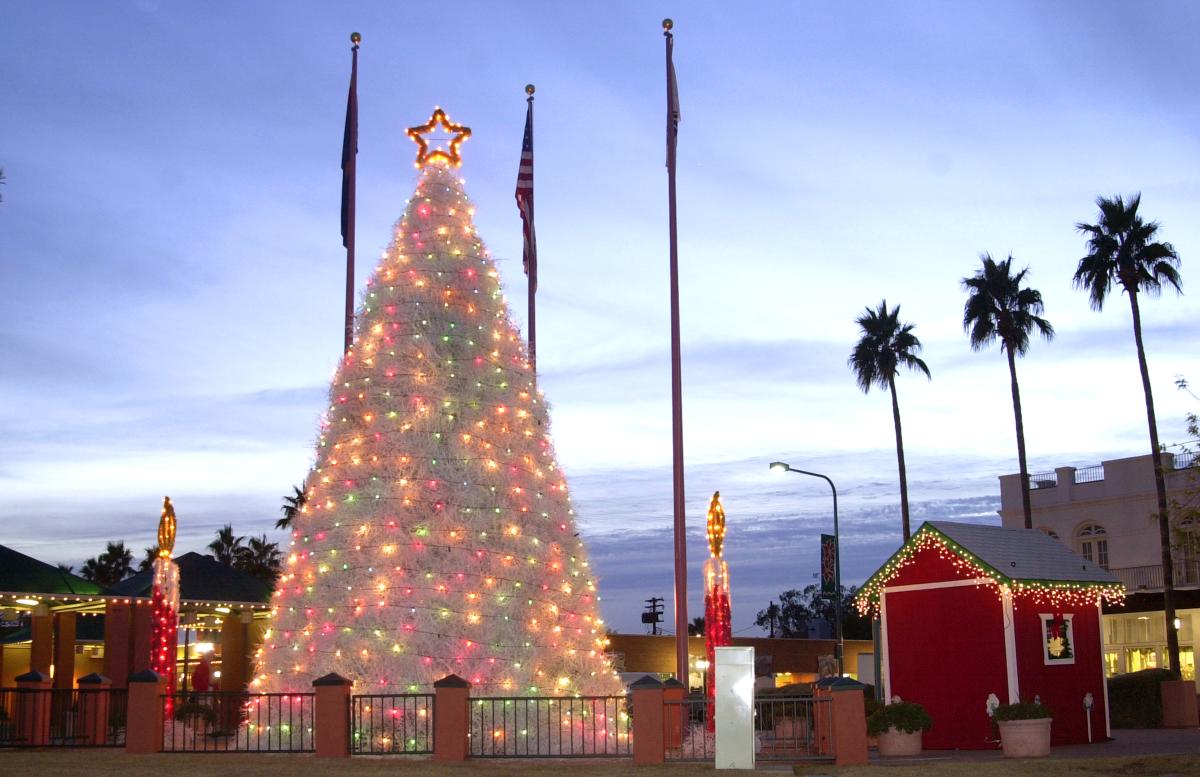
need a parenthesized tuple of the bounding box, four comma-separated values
(867, 701, 932, 756)
(992, 701, 1052, 758)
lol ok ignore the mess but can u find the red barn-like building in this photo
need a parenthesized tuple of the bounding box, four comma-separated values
(857, 521, 1124, 750)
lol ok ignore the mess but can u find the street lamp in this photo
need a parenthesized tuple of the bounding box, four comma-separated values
(770, 461, 844, 676)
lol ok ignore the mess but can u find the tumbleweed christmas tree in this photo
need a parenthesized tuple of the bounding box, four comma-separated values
(256, 109, 620, 697)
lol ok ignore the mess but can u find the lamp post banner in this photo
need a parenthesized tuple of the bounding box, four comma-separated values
(821, 534, 837, 594)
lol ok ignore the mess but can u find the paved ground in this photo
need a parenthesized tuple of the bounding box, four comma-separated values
(756, 727, 1200, 771)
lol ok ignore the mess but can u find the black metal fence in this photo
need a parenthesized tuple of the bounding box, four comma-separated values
(663, 695, 711, 761)
(351, 693, 434, 754)
(754, 695, 830, 762)
(0, 687, 127, 748)
(469, 695, 631, 757)
(161, 691, 314, 752)
(664, 694, 832, 762)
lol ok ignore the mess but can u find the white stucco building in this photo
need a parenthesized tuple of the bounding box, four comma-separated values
(998, 451, 1199, 687)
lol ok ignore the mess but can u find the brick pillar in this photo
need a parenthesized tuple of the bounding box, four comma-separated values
(313, 673, 352, 758)
(77, 673, 112, 746)
(830, 684, 869, 766)
(813, 685, 832, 756)
(53, 613, 77, 689)
(125, 669, 167, 754)
(15, 670, 52, 746)
(30, 611, 53, 676)
(218, 613, 247, 731)
(630, 675, 665, 764)
(662, 676, 685, 748)
(433, 674, 471, 761)
(103, 601, 132, 688)
(130, 601, 155, 675)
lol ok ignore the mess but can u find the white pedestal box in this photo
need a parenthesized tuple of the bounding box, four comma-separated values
(714, 646, 755, 770)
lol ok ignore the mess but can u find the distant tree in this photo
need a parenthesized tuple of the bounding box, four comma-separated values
(962, 253, 1054, 529)
(1075, 193, 1182, 674)
(56, 562, 74, 575)
(756, 585, 871, 640)
(276, 484, 307, 531)
(756, 601, 782, 638)
(208, 525, 246, 566)
(687, 615, 706, 636)
(137, 545, 160, 573)
(79, 541, 135, 587)
(849, 300, 931, 542)
(236, 534, 283, 585)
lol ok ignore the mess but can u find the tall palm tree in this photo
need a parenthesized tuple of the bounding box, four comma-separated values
(1075, 193, 1182, 674)
(962, 254, 1054, 530)
(849, 301, 931, 542)
(79, 541, 135, 587)
(208, 525, 246, 566)
(236, 534, 283, 585)
(276, 485, 307, 531)
(137, 545, 160, 573)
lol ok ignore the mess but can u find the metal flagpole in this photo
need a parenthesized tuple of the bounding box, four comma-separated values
(664, 18, 688, 687)
(341, 32, 361, 354)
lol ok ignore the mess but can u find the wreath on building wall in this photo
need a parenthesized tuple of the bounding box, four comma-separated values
(1045, 614, 1073, 661)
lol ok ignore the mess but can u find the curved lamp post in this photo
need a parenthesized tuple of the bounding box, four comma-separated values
(769, 461, 844, 676)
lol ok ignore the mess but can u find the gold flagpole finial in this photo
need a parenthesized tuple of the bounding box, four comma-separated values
(662, 18, 673, 32)
(525, 84, 535, 97)
(350, 32, 361, 46)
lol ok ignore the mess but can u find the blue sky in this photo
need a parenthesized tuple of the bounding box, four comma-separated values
(1, 1, 1197, 634)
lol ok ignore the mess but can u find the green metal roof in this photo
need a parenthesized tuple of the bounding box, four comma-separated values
(0, 544, 103, 596)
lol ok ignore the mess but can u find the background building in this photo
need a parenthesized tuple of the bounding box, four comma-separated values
(998, 451, 1199, 686)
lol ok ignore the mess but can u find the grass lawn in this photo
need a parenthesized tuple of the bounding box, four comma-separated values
(2, 752, 1199, 777)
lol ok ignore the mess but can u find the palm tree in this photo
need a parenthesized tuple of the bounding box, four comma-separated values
(208, 525, 246, 566)
(79, 541, 135, 587)
(1075, 193, 1182, 674)
(962, 254, 1054, 529)
(237, 534, 283, 585)
(849, 301, 931, 542)
(137, 545, 160, 573)
(276, 485, 307, 531)
(688, 615, 706, 636)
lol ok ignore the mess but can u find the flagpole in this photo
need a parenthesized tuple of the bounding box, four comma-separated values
(664, 17, 688, 687)
(342, 32, 361, 354)
(525, 84, 537, 373)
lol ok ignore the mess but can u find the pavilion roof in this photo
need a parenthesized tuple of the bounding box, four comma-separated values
(105, 552, 272, 604)
(0, 544, 103, 596)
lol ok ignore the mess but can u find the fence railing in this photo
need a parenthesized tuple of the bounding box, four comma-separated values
(663, 695, 711, 761)
(351, 693, 434, 754)
(1175, 451, 1198, 470)
(1028, 471, 1057, 489)
(469, 695, 631, 757)
(1073, 465, 1105, 484)
(754, 695, 831, 762)
(162, 691, 314, 752)
(1111, 560, 1200, 591)
(0, 687, 127, 748)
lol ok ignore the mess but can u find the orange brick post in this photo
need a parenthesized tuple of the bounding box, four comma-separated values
(53, 613, 77, 690)
(1161, 679, 1199, 728)
(663, 676, 685, 748)
(77, 673, 112, 746)
(433, 674, 471, 761)
(15, 670, 52, 746)
(125, 669, 167, 754)
(813, 685, 832, 756)
(630, 675, 665, 764)
(313, 673, 352, 757)
(828, 679, 869, 766)
(29, 612, 53, 676)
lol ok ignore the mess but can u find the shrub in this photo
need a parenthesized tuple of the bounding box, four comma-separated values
(992, 701, 1051, 722)
(1108, 668, 1174, 728)
(867, 701, 932, 735)
(173, 701, 216, 724)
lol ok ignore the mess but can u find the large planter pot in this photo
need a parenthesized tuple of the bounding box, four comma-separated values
(876, 727, 922, 756)
(997, 718, 1051, 758)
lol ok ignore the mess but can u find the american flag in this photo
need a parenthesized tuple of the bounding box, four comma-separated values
(515, 100, 536, 290)
(666, 31, 680, 167)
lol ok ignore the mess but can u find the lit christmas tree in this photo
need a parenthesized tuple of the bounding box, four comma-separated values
(255, 109, 620, 699)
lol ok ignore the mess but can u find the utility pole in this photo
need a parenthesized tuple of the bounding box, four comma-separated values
(642, 597, 665, 636)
